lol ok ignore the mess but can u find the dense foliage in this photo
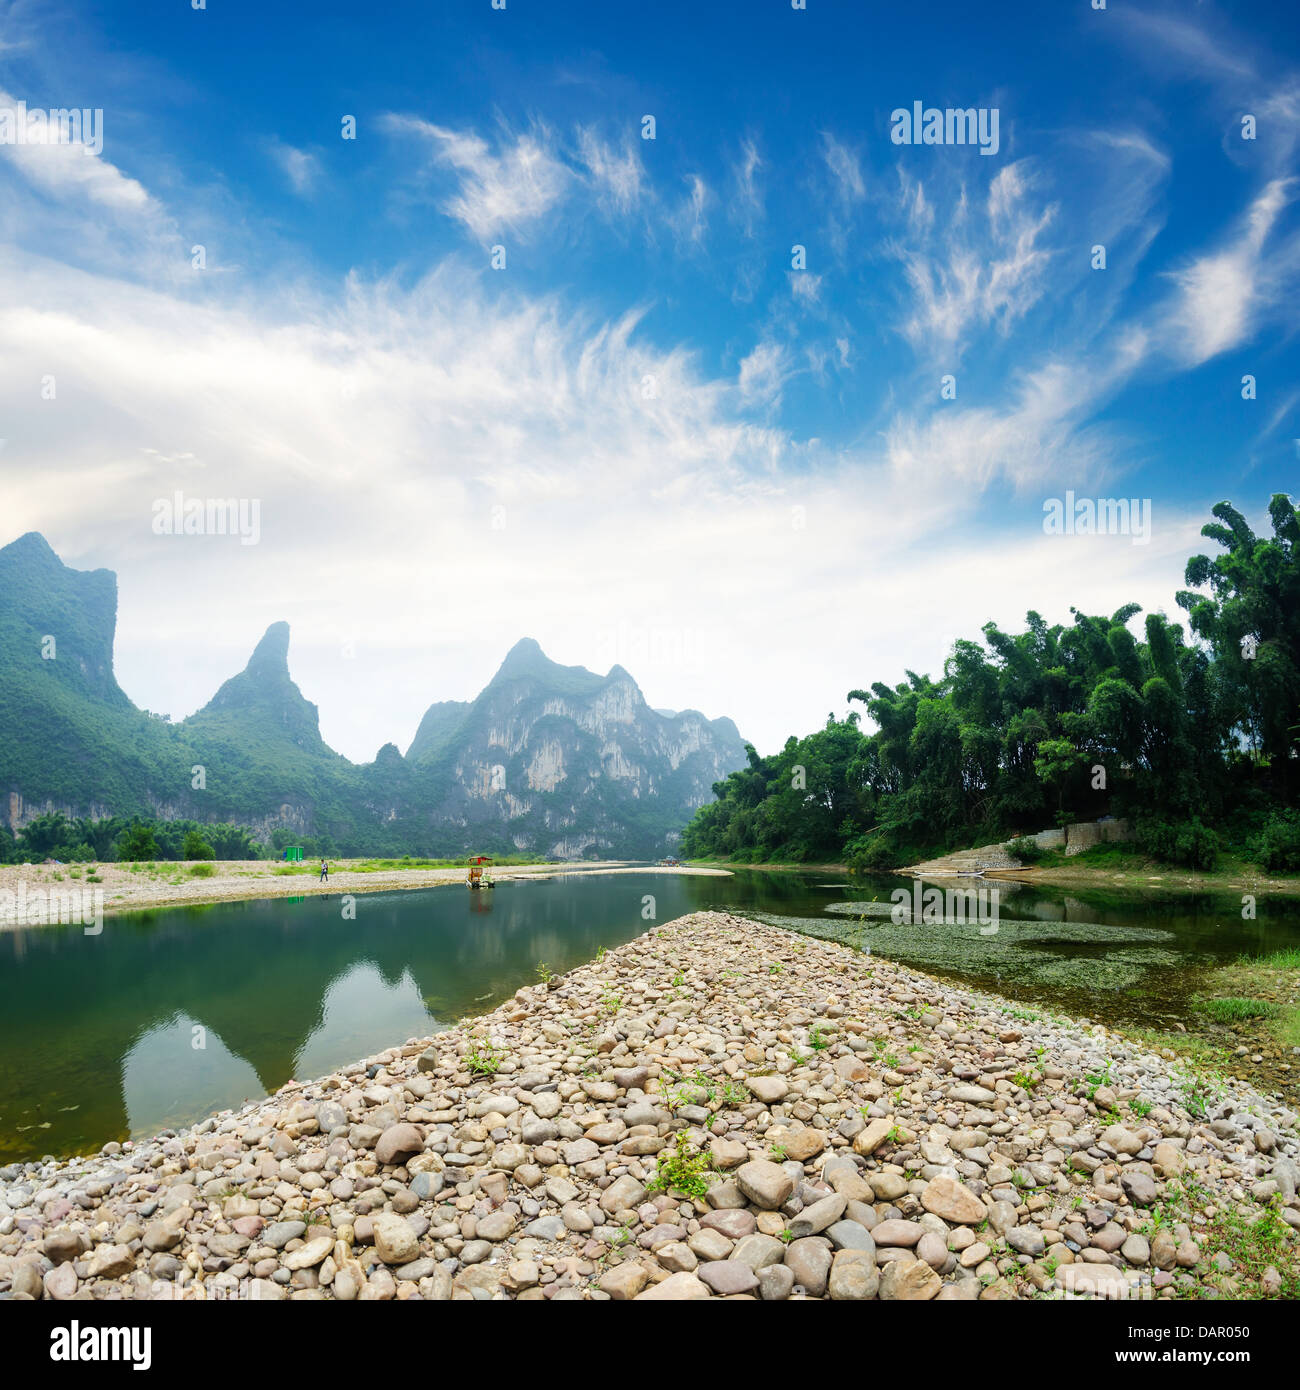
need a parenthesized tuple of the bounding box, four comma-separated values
(1, 812, 264, 864)
(682, 496, 1300, 872)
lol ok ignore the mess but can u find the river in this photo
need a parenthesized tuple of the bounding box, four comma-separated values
(2, 867, 1298, 1162)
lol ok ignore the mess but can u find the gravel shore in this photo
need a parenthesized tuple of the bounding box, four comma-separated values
(2, 910, 1297, 1301)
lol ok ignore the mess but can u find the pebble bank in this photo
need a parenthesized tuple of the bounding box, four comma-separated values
(2, 911, 1297, 1301)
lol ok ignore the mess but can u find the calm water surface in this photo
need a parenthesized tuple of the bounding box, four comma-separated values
(2, 868, 1298, 1161)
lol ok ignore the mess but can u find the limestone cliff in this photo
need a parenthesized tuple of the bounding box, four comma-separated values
(0, 535, 747, 857)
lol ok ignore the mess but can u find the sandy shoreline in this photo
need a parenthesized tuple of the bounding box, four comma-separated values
(0, 859, 733, 929)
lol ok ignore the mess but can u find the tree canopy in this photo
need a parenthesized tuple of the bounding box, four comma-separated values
(682, 495, 1300, 872)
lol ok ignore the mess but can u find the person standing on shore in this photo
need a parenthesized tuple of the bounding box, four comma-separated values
(320, 858, 328, 883)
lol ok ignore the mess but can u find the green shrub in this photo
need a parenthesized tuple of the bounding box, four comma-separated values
(188, 861, 216, 878)
(1007, 836, 1046, 863)
(646, 1131, 715, 1199)
(844, 834, 897, 872)
(1136, 816, 1220, 871)
(1251, 811, 1300, 872)
(465, 1043, 504, 1076)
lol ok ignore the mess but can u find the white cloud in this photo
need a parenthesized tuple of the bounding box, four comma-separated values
(384, 115, 571, 241)
(1161, 178, 1298, 366)
(266, 139, 319, 196)
(896, 168, 933, 234)
(1255, 79, 1300, 171)
(883, 327, 1152, 494)
(894, 159, 1056, 354)
(575, 126, 645, 216)
(669, 173, 710, 250)
(0, 86, 185, 288)
(1115, 9, 1256, 84)
(789, 271, 822, 303)
(0, 87, 153, 212)
(1260, 388, 1299, 443)
(730, 137, 763, 235)
(821, 132, 865, 205)
(737, 339, 792, 409)
(1112, 10, 1300, 176)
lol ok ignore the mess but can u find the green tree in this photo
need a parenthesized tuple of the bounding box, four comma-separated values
(182, 829, 216, 860)
(117, 820, 159, 862)
(1178, 495, 1300, 795)
(1032, 737, 1083, 820)
(14, 812, 73, 859)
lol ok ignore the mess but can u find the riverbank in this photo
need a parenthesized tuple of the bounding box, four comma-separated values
(0, 859, 734, 928)
(1128, 950, 1300, 1094)
(690, 854, 1300, 897)
(986, 861, 1300, 896)
(2, 910, 1296, 1301)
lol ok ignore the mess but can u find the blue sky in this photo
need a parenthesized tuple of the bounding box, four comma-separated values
(1, 0, 1297, 759)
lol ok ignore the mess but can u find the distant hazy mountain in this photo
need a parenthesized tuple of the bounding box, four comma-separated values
(0, 533, 747, 857)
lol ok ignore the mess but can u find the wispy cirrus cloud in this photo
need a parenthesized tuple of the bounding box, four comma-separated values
(1110, 4, 1300, 174)
(891, 160, 1056, 355)
(383, 115, 571, 242)
(817, 132, 869, 265)
(1113, 6, 1257, 84)
(729, 137, 763, 235)
(382, 116, 654, 242)
(575, 126, 645, 216)
(821, 131, 866, 206)
(737, 339, 792, 410)
(266, 138, 320, 196)
(668, 172, 710, 252)
(1159, 177, 1300, 366)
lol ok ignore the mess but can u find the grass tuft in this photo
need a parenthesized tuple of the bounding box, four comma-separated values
(1195, 996, 1281, 1022)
